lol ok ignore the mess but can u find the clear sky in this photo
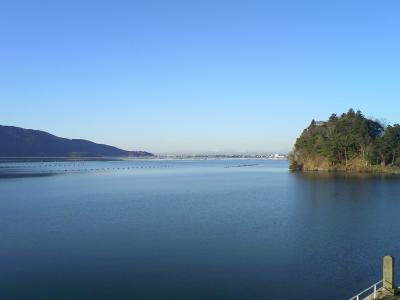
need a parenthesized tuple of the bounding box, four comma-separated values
(1, 0, 400, 154)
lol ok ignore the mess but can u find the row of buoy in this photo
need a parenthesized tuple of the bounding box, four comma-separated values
(224, 164, 259, 168)
(3, 163, 162, 166)
(2, 164, 172, 169)
(10, 165, 174, 174)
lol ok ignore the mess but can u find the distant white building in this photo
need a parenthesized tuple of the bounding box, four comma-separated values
(268, 153, 287, 159)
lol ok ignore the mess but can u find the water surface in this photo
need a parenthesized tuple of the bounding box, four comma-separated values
(1, 159, 400, 299)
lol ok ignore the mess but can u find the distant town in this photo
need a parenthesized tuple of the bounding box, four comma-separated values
(155, 153, 288, 160)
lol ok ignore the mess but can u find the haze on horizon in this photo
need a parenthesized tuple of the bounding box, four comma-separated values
(1, 1, 400, 155)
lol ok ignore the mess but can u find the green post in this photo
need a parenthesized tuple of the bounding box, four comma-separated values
(383, 256, 396, 295)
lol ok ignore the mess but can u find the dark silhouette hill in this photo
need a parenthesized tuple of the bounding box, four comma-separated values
(0, 125, 154, 157)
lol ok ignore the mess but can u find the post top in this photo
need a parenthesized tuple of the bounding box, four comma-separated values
(384, 256, 395, 262)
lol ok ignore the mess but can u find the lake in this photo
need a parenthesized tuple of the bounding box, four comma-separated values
(1, 159, 400, 299)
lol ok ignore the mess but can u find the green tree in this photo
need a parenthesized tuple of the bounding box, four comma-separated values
(290, 109, 386, 170)
(379, 124, 400, 165)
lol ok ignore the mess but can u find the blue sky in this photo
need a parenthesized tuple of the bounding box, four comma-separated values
(1, 0, 400, 154)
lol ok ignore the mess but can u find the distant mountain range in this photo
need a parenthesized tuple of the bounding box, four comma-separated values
(0, 125, 154, 157)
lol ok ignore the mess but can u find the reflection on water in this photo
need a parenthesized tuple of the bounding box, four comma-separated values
(1, 159, 399, 300)
(299, 170, 400, 181)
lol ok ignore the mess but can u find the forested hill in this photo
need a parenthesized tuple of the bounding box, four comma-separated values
(289, 109, 400, 172)
(0, 125, 154, 158)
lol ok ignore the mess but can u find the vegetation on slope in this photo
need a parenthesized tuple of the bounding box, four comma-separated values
(289, 109, 400, 172)
(0, 125, 154, 157)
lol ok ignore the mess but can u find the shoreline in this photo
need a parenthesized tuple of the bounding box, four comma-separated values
(291, 166, 400, 175)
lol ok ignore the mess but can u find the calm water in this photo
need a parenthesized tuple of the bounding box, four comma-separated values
(1, 159, 400, 300)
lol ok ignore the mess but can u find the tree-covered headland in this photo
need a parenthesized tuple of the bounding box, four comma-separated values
(289, 109, 400, 172)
